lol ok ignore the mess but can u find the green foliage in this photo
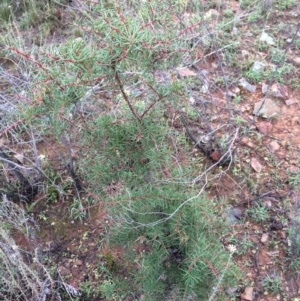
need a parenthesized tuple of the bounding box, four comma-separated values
(0, 0, 12, 22)
(246, 204, 270, 223)
(70, 198, 87, 223)
(239, 0, 253, 9)
(245, 69, 262, 83)
(275, 0, 297, 10)
(4, 1, 240, 299)
(262, 274, 282, 294)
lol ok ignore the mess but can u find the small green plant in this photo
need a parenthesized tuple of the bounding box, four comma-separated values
(70, 198, 87, 223)
(240, 0, 253, 9)
(224, 9, 234, 18)
(247, 11, 262, 22)
(275, 0, 296, 9)
(295, 38, 300, 49)
(262, 274, 282, 294)
(237, 234, 254, 255)
(233, 95, 242, 104)
(270, 47, 285, 63)
(4, 1, 242, 299)
(246, 204, 269, 223)
(245, 70, 262, 83)
(99, 280, 116, 300)
(286, 168, 300, 188)
(0, 0, 12, 22)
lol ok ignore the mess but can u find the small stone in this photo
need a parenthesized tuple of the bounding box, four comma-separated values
(105, 91, 112, 99)
(270, 83, 289, 100)
(74, 260, 83, 266)
(58, 266, 71, 277)
(262, 199, 272, 208)
(280, 231, 286, 239)
(252, 61, 265, 73)
(71, 267, 80, 276)
(269, 140, 280, 152)
(260, 31, 275, 45)
(226, 287, 238, 297)
(241, 137, 249, 145)
(280, 140, 287, 147)
(285, 99, 297, 106)
(188, 96, 196, 105)
(13, 153, 24, 164)
(253, 98, 281, 118)
(241, 137, 254, 147)
(261, 233, 269, 243)
(241, 286, 254, 301)
(204, 9, 219, 19)
(261, 82, 269, 94)
(227, 207, 243, 224)
(251, 157, 262, 173)
(241, 50, 250, 58)
(232, 27, 238, 35)
(233, 87, 240, 94)
(257, 121, 272, 135)
(293, 57, 300, 66)
(239, 78, 256, 93)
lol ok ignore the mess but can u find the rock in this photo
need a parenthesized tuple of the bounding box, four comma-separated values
(251, 157, 262, 173)
(232, 87, 240, 94)
(261, 233, 269, 243)
(270, 83, 289, 100)
(188, 96, 196, 105)
(58, 266, 71, 277)
(227, 207, 243, 224)
(253, 98, 281, 118)
(13, 153, 24, 164)
(262, 199, 272, 208)
(285, 99, 297, 106)
(226, 287, 238, 297)
(252, 61, 265, 73)
(71, 267, 81, 276)
(269, 140, 280, 152)
(227, 90, 236, 98)
(232, 27, 238, 35)
(293, 57, 300, 66)
(239, 78, 256, 93)
(204, 9, 219, 19)
(257, 121, 272, 135)
(261, 82, 269, 94)
(73, 260, 83, 266)
(177, 67, 197, 77)
(241, 286, 254, 301)
(241, 50, 250, 58)
(241, 137, 254, 147)
(260, 31, 275, 45)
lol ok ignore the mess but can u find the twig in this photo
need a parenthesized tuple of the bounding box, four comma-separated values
(114, 70, 142, 123)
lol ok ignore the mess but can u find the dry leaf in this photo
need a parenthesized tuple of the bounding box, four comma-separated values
(177, 67, 197, 77)
(250, 157, 262, 173)
(241, 286, 253, 301)
(14, 153, 24, 164)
